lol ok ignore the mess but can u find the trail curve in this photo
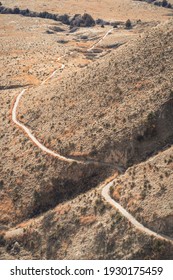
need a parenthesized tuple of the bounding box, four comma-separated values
(102, 181, 173, 243)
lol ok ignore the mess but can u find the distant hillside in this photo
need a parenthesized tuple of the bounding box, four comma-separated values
(2, 0, 173, 21)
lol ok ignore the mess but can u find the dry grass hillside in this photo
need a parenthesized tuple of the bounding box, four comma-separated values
(0, 1, 173, 260)
(111, 146, 173, 238)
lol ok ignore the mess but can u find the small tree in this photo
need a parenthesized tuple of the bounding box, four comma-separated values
(162, 0, 168, 7)
(13, 7, 20, 14)
(125, 19, 132, 29)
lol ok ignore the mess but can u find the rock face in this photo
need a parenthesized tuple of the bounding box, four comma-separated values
(70, 13, 95, 27)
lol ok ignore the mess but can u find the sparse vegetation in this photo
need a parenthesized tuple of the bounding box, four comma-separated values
(1, 0, 173, 261)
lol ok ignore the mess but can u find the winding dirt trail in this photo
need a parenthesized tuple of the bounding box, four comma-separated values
(102, 181, 173, 243)
(11, 27, 173, 245)
(13, 91, 79, 164)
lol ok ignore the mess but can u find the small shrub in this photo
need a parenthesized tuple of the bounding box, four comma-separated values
(162, 0, 168, 7)
(13, 7, 20, 14)
(125, 19, 132, 29)
(0, 233, 5, 246)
